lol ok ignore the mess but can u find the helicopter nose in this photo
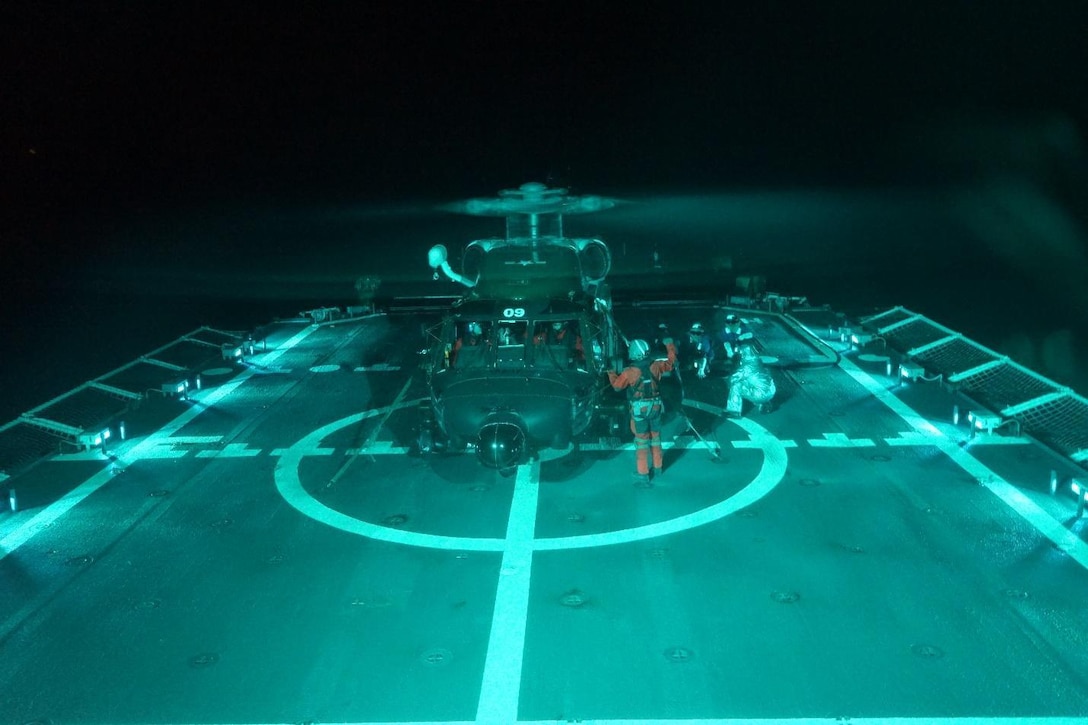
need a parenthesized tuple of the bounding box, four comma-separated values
(476, 420, 526, 470)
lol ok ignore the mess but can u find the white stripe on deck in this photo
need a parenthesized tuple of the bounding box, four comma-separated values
(513, 714, 1088, 718)
(0, 324, 319, 560)
(169, 714, 1088, 724)
(838, 356, 1088, 572)
(807, 432, 875, 447)
(476, 459, 540, 725)
(195, 443, 262, 458)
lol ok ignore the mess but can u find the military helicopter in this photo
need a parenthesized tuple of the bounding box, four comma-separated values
(419, 182, 627, 468)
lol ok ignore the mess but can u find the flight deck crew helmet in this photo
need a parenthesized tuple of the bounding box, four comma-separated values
(689, 322, 705, 335)
(725, 314, 739, 324)
(467, 322, 482, 336)
(628, 339, 650, 361)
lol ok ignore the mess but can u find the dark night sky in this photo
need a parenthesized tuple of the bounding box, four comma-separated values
(5, 3, 1087, 219)
(2, 2, 1088, 419)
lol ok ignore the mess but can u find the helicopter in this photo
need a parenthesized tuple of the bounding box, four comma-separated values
(418, 182, 629, 469)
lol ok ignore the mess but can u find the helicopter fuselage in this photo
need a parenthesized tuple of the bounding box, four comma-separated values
(423, 296, 617, 467)
(419, 182, 626, 468)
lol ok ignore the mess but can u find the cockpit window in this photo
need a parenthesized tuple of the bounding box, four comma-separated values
(531, 319, 585, 370)
(459, 321, 488, 340)
(533, 320, 579, 345)
(495, 320, 527, 347)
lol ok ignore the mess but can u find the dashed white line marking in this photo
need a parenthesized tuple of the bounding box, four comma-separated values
(885, 430, 945, 446)
(733, 438, 798, 449)
(164, 435, 223, 444)
(346, 441, 411, 455)
(195, 443, 261, 458)
(807, 432, 875, 447)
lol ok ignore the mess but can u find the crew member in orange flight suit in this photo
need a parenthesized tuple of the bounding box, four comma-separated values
(533, 320, 585, 360)
(608, 336, 677, 484)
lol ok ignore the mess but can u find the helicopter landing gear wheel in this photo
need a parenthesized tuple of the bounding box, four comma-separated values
(416, 401, 439, 455)
(417, 427, 434, 455)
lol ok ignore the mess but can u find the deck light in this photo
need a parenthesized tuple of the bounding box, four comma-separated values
(161, 379, 189, 397)
(967, 410, 1003, 434)
(899, 362, 925, 381)
(850, 332, 875, 348)
(77, 427, 112, 449)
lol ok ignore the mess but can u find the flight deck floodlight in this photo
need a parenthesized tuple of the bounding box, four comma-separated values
(967, 410, 1003, 434)
(899, 362, 926, 381)
(1072, 479, 1086, 517)
(222, 342, 244, 361)
(77, 426, 112, 450)
(162, 379, 190, 398)
(850, 332, 875, 347)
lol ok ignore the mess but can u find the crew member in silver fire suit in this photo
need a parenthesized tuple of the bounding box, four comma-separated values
(725, 345, 776, 417)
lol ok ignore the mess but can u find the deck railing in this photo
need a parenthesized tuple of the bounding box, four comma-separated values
(860, 306, 1088, 468)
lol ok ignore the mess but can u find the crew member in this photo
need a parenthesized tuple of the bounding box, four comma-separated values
(652, 323, 671, 356)
(451, 321, 486, 365)
(687, 322, 716, 379)
(725, 345, 776, 417)
(496, 321, 527, 346)
(533, 320, 584, 358)
(608, 337, 677, 483)
(721, 314, 755, 363)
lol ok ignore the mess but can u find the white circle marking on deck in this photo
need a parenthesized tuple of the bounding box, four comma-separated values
(274, 401, 788, 551)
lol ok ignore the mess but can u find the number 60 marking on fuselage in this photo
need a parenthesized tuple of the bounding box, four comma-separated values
(503, 307, 526, 318)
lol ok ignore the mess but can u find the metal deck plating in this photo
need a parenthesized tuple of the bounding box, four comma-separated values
(2, 304, 1087, 725)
